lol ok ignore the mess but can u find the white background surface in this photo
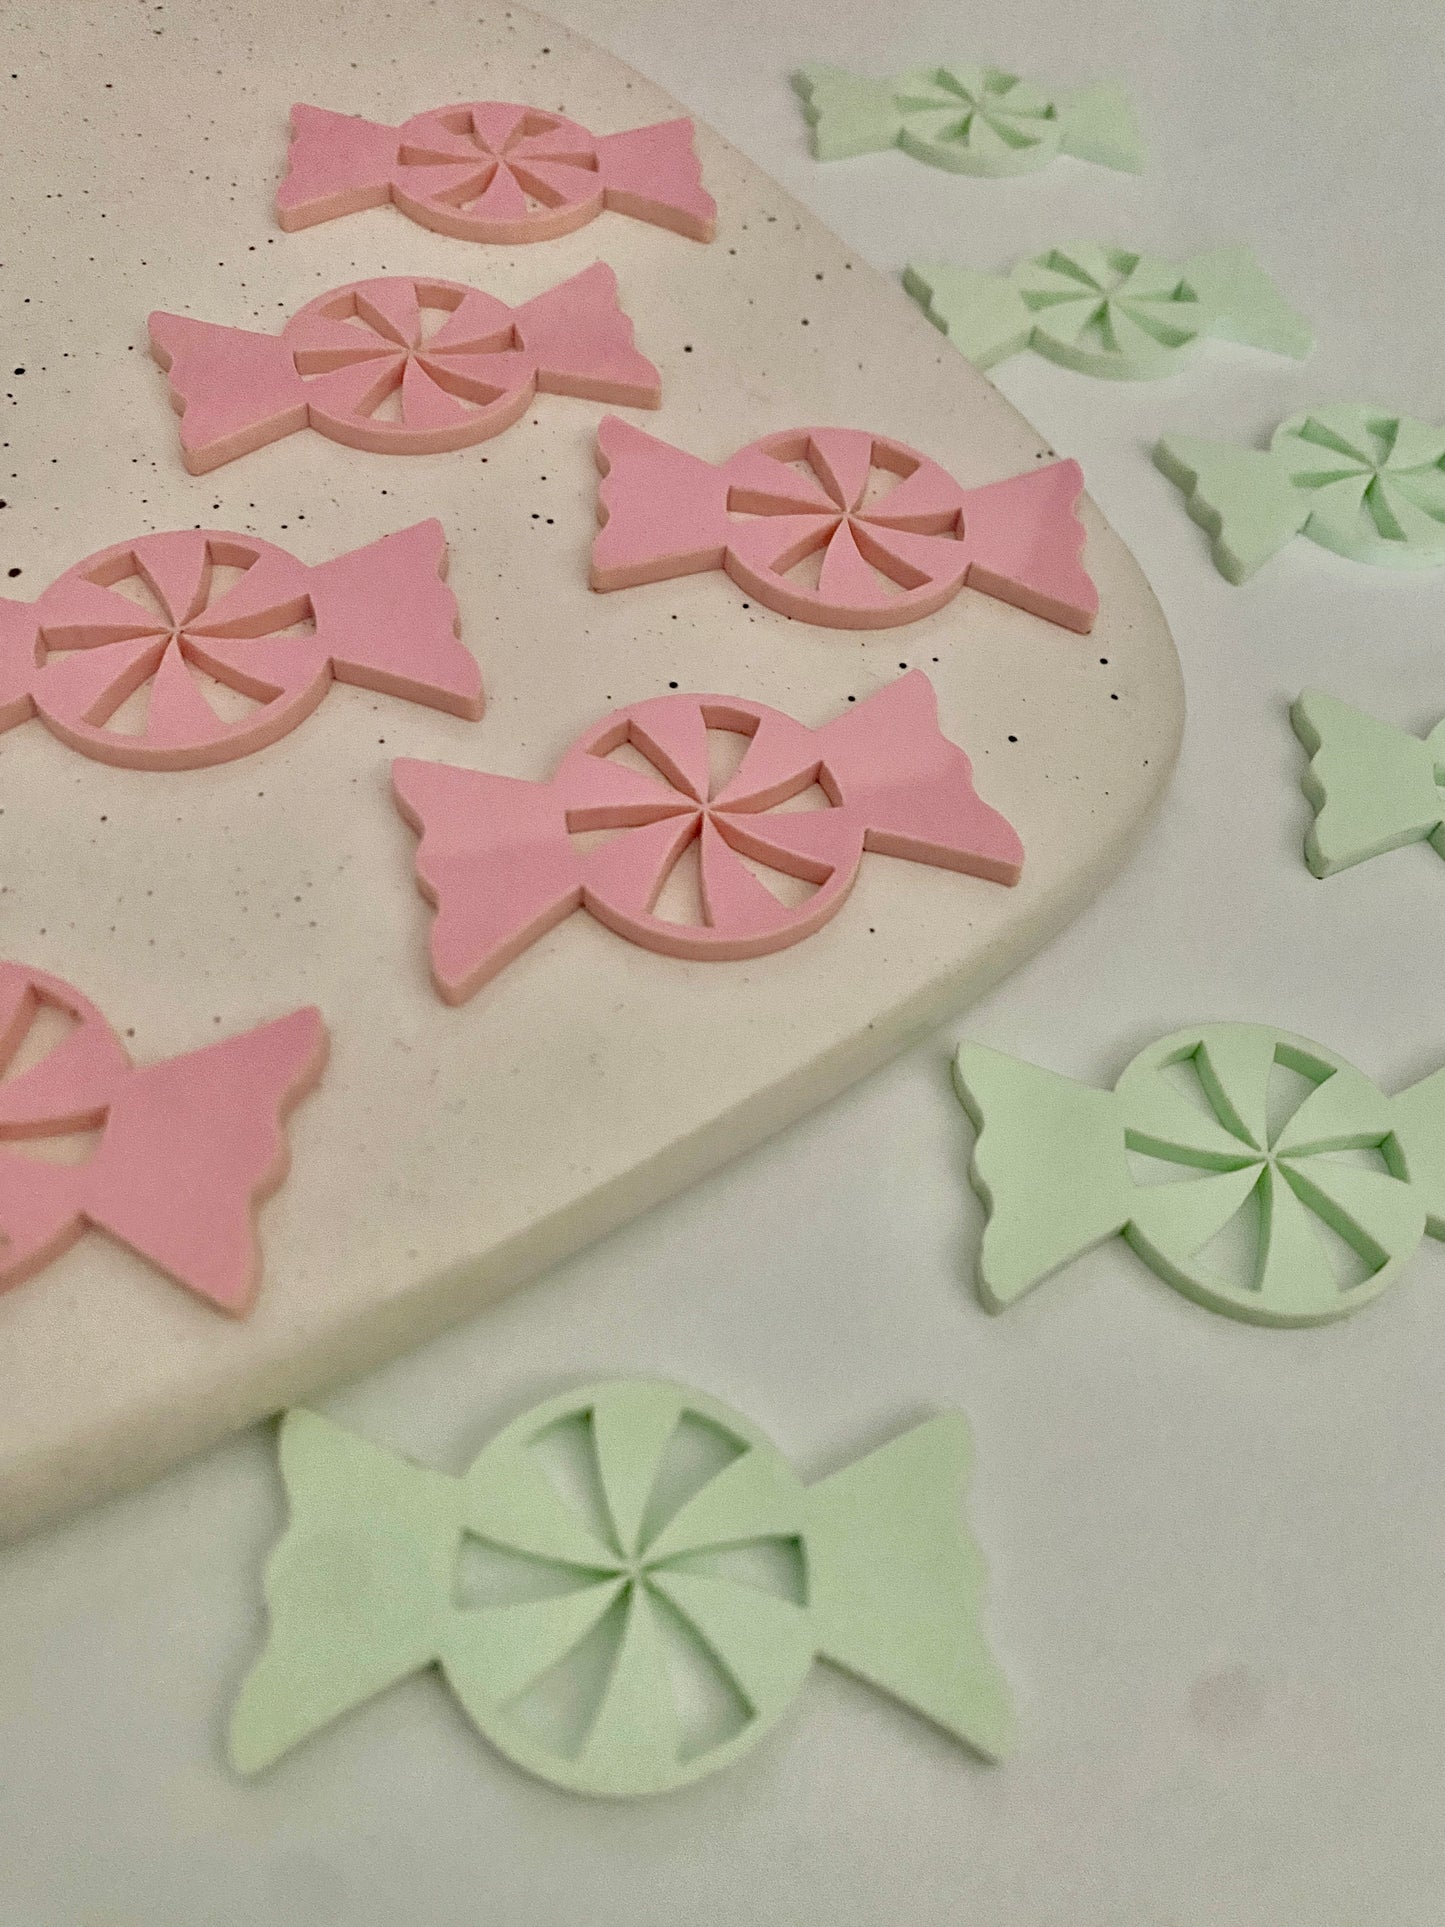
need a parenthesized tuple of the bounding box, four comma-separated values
(3, 0, 1445, 1921)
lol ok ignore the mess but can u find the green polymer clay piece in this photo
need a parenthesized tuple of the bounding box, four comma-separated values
(954, 1025, 1445, 1327)
(905, 244, 1311, 379)
(793, 64, 1144, 176)
(230, 1380, 1013, 1796)
(1156, 406, 1445, 580)
(791, 65, 904, 160)
(1292, 690, 1445, 877)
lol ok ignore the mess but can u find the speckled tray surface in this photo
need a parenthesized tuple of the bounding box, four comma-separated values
(0, 1, 1182, 1537)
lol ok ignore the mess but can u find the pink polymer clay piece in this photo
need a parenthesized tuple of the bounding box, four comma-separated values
(0, 521, 480, 771)
(591, 418, 1099, 633)
(0, 963, 327, 1314)
(392, 669, 1022, 1003)
(149, 264, 661, 474)
(275, 101, 717, 244)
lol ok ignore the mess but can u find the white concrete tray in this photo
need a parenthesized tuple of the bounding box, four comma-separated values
(0, 2, 1182, 1536)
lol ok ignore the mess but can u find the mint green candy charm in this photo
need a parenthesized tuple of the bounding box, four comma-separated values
(1292, 690, 1445, 877)
(954, 1026, 1445, 1326)
(793, 64, 1144, 176)
(1157, 407, 1445, 580)
(905, 245, 1311, 379)
(230, 1381, 1013, 1795)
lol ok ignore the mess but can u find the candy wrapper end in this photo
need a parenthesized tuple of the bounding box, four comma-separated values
(961, 460, 1098, 633)
(805, 1413, 1013, 1760)
(392, 759, 584, 1003)
(595, 120, 717, 243)
(953, 1042, 1134, 1308)
(1058, 80, 1146, 173)
(0, 973, 324, 1311)
(229, 1409, 458, 1771)
(148, 312, 308, 475)
(792, 65, 904, 160)
(1182, 247, 1314, 360)
(1290, 690, 1445, 878)
(823, 671, 1024, 885)
(516, 263, 662, 408)
(1154, 434, 1312, 583)
(84, 1006, 328, 1315)
(590, 418, 731, 590)
(309, 521, 482, 722)
(275, 104, 401, 231)
(902, 262, 1034, 370)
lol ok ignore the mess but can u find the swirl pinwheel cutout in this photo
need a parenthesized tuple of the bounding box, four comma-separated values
(719, 430, 978, 620)
(1267, 413, 1445, 564)
(393, 105, 610, 237)
(444, 1384, 819, 1795)
(22, 533, 327, 766)
(1111, 1030, 1428, 1323)
(893, 67, 1061, 170)
(291, 278, 530, 444)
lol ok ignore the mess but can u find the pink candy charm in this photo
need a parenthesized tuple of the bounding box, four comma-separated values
(0, 964, 327, 1314)
(150, 264, 662, 474)
(0, 521, 480, 771)
(275, 102, 716, 244)
(393, 670, 1022, 1003)
(591, 419, 1099, 633)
